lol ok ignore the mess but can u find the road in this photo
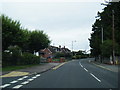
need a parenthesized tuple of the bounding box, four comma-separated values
(1, 58, 118, 88)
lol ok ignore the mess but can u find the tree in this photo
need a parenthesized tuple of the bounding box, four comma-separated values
(2, 14, 23, 51)
(28, 30, 51, 53)
(89, 2, 120, 61)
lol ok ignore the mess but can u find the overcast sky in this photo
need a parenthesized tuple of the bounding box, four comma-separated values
(1, 0, 105, 52)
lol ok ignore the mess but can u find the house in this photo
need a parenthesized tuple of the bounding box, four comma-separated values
(39, 45, 71, 62)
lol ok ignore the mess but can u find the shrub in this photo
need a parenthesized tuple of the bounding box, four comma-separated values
(21, 52, 40, 65)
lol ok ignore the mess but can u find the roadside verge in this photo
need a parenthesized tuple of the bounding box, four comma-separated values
(91, 61, 118, 72)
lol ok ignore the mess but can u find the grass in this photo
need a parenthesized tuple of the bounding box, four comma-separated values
(2, 64, 40, 71)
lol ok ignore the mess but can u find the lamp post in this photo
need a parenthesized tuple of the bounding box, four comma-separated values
(72, 40, 76, 56)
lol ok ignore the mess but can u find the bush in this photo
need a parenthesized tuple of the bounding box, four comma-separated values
(21, 52, 40, 65)
(2, 51, 40, 67)
(2, 52, 12, 67)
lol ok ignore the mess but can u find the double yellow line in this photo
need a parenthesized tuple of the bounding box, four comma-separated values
(53, 62, 66, 70)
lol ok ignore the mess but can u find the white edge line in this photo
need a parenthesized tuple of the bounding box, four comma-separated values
(90, 73, 101, 82)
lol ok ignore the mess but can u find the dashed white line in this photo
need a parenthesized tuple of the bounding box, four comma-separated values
(28, 79, 34, 81)
(84, 68, 88, 72)
(36, 74, 41, 77)
(10, 80, 18, 84)
(90, 73, 101, 82)
(0, 84, 11, 88)
(21, 81, 29, 85)
(22, 76, 28, 79)
(79, 62, 83, 68)
(32, 76, 37, 79)
(13, 85, 23, 89)
(18, 78, 24, 81)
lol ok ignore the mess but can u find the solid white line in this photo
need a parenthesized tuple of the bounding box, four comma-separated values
(10, 80, 18, 84)
(21, 81, 29, 84)
(90, 73, 101, 82)
(13, 85, 23, 89)
(84, 68, 88, 72)
(0, 84, 11, 88)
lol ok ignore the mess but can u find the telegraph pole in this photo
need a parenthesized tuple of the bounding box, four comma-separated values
(112, 10, 115, 64)
(101, 27, 103, 44)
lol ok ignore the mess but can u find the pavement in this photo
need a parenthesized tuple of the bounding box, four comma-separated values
(1, 63, 60, 77)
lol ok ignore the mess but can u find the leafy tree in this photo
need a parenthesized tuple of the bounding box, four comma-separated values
(2, 14, 23, 51)
(28, 30, 51, 53)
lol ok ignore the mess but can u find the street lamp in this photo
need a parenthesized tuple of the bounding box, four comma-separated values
(72, 40, 76, 52)
(72, 40, 76, 56)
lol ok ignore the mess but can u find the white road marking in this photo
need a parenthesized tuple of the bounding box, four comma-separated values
(36, 74, 41, 77)
(90, 73, 101, 82)
(21, 81, 29, 84)
(28, 79, 34, 81)
(22, 76, 28, 78)
(13, 85, 23, 89)
(32, 76, 37, 79)
(79, 62, 83, 68)
(10, 80, 18, 84)
(18, 78, 24, 81)
(0, 84, 11, 88)
(84, 68, 88, 72)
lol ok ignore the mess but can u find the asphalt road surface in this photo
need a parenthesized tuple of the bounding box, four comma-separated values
(1, 58, 118, 88)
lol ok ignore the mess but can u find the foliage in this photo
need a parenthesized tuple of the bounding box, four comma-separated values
(2, 14, 23, 51)
(2, 14, 51, 53)
(29, 30, 50, 53)
(89, 2, 120, 59)
(21, 52, 40, 65)
(2, 14, 51, 66)
(55, 52, 64, 58)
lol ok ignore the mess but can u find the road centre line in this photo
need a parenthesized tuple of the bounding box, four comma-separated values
(84, 68, 88, 72)
(90, 73, 101, 82)
(79, 62, 83, 68)
(13, 85, 23, 89)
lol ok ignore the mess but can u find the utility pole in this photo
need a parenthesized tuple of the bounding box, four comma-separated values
(112, 9, 115, 64)
(101, 27, 103, 44)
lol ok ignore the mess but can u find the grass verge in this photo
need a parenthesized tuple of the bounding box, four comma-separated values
(2, 64, 40, 71)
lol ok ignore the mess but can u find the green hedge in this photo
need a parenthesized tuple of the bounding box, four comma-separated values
(2, 52, 40, 67)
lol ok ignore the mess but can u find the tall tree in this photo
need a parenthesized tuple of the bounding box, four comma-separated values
(2, 14, 23, 51)
(28, 30, 51, 53)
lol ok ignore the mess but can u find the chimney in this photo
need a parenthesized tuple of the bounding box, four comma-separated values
(59, 45, 61, 48)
